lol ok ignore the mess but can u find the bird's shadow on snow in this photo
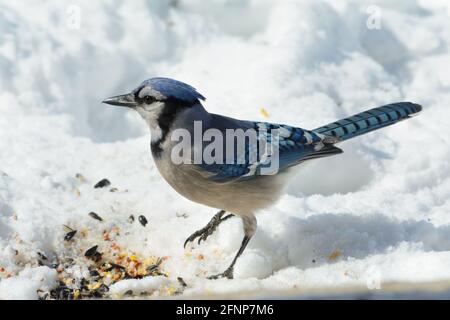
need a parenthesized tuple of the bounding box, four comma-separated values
(252, 213, 450, 272)
(287, 146, 375, 196)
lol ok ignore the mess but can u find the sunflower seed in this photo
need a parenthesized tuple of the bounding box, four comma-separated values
(177, 277, 187, 287)
(84, 245, 98, 257)
(138, 215, 148, 227)
(94, 179, 111, 189)
(88, 212, 103, 221)
(64, 230, 77, 241)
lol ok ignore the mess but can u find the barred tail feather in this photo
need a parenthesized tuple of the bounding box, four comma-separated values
(313, 102, 422, 142)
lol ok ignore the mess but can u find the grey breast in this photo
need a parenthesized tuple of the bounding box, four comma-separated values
(151, 108, 289, 216)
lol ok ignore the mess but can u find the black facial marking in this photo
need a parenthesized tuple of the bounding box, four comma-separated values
(134, 87, 142, 99)
(150, 98, 197, 158)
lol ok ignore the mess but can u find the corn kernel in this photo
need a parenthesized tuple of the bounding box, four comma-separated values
(260, 107, 269, 118)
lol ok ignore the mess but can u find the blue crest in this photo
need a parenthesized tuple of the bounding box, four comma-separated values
(141, 77, 205, 103)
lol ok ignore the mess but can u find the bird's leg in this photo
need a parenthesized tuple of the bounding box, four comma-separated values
(208, 215, 257, 280)
(184, 210, 234, 248)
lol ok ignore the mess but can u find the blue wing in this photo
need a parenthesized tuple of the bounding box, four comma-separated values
(194, 121, 342, 183)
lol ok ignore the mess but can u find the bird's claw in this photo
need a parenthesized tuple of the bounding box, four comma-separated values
(184, 220, 219, 248)
(184, 211, 233, 249)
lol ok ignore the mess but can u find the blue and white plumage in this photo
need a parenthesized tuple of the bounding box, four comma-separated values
(103, 77, 422, 279)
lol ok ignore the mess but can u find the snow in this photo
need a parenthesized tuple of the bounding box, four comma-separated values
(0, 266, 57, 300)
(1, 0, 450, 299)
(109, 276, 170, 297)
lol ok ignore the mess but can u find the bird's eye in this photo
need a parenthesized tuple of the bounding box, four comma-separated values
(143, 95, 154, 104)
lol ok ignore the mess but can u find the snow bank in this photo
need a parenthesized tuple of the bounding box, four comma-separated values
(1, 0, 450, 298)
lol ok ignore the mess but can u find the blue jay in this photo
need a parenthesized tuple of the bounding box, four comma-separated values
(103, 77, 422, 279)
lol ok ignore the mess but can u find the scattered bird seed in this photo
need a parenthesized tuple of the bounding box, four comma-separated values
(128, 215, 135, 223)
(63, 225, 74, 232)
(50, 283, 72, 300)
(75, 173, 86, 181)
(84, 245, 99, 258)
(138, 215, 148, 227)
(92, 252, 102, 262)
(110, 188, 118, 192)
(64, 230, 77, 241)
(124, 290, 133, 296)
(37, 252, 48, 260)
(89, 270, 100, 277)
(176, 212, 189, 219)
(109, 263, 126, 271)
(94, 179, 111, 189)
(63, 257, 74, 265)
(177, 277, 187, 287)
(40, 227, 169, 300)
(88, 212, 103, 222)
(96, 284, 109, 295)
(146, 258, 163, 274)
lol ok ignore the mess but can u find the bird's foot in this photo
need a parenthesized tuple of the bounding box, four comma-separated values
(184, 211, 233, 248)
(208, 267, 233, 280)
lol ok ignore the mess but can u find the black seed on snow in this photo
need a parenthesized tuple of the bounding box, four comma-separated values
(128, 215, 135, 223)
(37, 252, 48, 260)
(84, 245, 98, 257)
(89, 270, 100, 277)
(110, 263, 126, 270)
(124, 290, 133, 296)
(146, 265, 158, 273)
(64, 230, 77, 241)
(177, 277, 187, 287)
(110, 188, 118, 192)
(146, 258, 162, 274)
(96, 284, 109, 295)
(138, 215, 148, 226)
(92, 252, 102, 262)
(88, 212, 103, 221)
(94, 179, 111, 189)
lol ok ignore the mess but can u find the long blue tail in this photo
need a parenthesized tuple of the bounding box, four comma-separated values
(313, 102, 422, 141)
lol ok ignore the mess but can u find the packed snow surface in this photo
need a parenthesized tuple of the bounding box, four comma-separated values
(1, 0, 450, 299)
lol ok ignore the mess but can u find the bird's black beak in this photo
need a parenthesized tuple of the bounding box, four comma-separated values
(102, 93, 137, 108)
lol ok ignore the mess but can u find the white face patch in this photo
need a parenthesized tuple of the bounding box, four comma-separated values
(136, 101, 165, 142)
(138, 86, 166, 100)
